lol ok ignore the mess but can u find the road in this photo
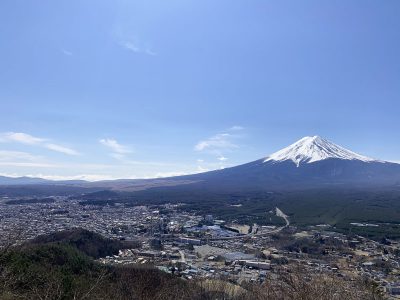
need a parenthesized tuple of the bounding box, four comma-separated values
(178, 250, 186, 263)
(275, 207, 290, 227)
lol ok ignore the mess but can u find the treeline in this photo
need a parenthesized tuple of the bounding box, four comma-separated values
(29, 228, 140, 259)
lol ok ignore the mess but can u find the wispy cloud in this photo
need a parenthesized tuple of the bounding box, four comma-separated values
(113, 20, 157, 56)
(0, 162, 57, 168)
(195, 126, 245, 170)
(195, 133, 238, 152)
(121, 41, 140, 53)
(119, 39, 157, 56)
(194, 126, 245, 153)
(0, 132, 80, 156)
(0, 150, 55, 168)
(197, 165, 209, 173)
(25, 174, 118, 182)
(153, 171, 188, 178)
(230, 125, 244, 131)
(99, 138, 132, 154)
(0, 132, 46, 145)
(195, 159, 231, 174)
(45, 143, 79, 156)
(145, 49, 157, 56)
(99, 138, 136, 163)
(0, 150, 42, 162)
(61, 49, 73, 56)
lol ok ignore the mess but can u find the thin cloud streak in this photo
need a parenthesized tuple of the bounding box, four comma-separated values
(195, 126, 244, 153)
(100, 138, 132, 154)
(195, 126, 245, 170)
(121, 41, 140, 53)
(195, 133, 237, 152)
(120, 40, 157, 56)
(0, 150, 43, 162)
(45, 143, 80, 156)
(0, 132, 80, 156)
(0, 132, 45, 145)
(230, 125, 244, 131)
(0, 162, 57, 168)
(61, 49, 73, 56)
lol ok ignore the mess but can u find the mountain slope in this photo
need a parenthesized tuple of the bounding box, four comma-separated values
(176, 136, 400, 191)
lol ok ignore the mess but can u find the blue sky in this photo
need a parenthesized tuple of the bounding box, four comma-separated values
(0, 0, 399, 180)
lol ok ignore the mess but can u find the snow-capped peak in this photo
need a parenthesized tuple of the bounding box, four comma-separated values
(264, 136, 378, 167)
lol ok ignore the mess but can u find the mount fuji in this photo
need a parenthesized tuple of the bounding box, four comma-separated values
(175, 136, 400, 191)
(263, 136, 378, 166)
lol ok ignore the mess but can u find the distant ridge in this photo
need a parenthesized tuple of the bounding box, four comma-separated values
(0, 175, 50, 185)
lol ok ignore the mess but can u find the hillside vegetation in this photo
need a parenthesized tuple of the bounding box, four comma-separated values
(0, 229, 383, 300)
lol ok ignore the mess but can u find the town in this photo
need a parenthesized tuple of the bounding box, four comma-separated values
(1, 195, 399, 299)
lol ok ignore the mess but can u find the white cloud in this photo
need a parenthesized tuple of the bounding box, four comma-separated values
(28, 174, 118, 182)
(0, 132, 80, 156)
(0, 162, 113, 170)
(152, 171, 188, 178)
(113, 23, 157, 56)
(195, 160, 230, 173)
(44, 143, 80, 156)
(120, 40, 157, 56)
(197, 165, 210, 173)
(0, 172, 21, 178)
(229, 125, 244, 131)
(145, 49, 157, 56)
(195, 133, 237, 152)
(0, 132, 46, 145)
(61, 49, 73, 56)
(121, 41, 140, 53)
(0, 162, 57, 168)
(388, 160, 400, 164)
(0, 150, 42, 162)
(0, 150, 55, 168)
(195, 128, 244, 170)
(100, 138, 132, 154)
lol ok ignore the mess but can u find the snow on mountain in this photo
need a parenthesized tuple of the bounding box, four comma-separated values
(264, 136, 378, 167)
